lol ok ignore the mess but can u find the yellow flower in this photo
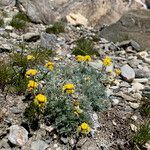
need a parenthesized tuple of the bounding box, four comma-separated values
(114, 69, 121, 76)
(76, 55, 85, 62)
(103, 56, 112, 66)
(27, 55, 35, 60)
(84, 55, 92, 62)
(62, 83, 75, 94)
(27, 80, 38, 91)
(34, 94, 47, 108)
(77, 122, 91, 134)
(44, 61, 54, 71)
(25, 69, 38, 78)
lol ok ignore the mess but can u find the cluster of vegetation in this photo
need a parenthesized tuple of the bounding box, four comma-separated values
(0, 38, 121, 137)
(0, 44, 53, 93)
(133, 120, 150, 147)
(46, 22, 65, 34)
(132, 96, 150, 148)
(72, 37, 99, 56)
(0, 18, 4, 27)
(24, 57, 111, 136)
(10, 12, 29, 29)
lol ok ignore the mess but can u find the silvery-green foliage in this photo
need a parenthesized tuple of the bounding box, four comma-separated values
(42, 61, 110, 135)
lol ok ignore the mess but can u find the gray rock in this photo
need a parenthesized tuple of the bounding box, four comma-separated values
(22, 32, 40, 42)
(121, 64, 135, 82)
(129, 102, 140, 109)
(60, 137, 69, 144)
(30, 140, 49, 150)
(134, 69, 150, 78)
(133, 78, 149, 83)
(130, 40, 141, 51)
(88, 61, 103, 70)
(40, 32, 58, 50)
(8, 125, 28, 146)
(131, 82, 144, 92)
(10, 107, 22, 114)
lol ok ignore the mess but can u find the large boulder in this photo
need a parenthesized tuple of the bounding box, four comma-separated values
(100, 10, 150, 51)
(17, 0, 144, 27)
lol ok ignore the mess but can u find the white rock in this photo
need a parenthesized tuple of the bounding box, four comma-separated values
(131, 82, 144, 92)
(8, 125, 28, 146)
(66, 13, 88, 27)
(112, 99, 120, 105)
(133, 78, 149, 83)
(121, 64, 135, 82)
(88, 60, 103, 70)
(129, 102, 140, 109)
(144, 141, 150, 150)
(131, 115, 138, 121)
(5, 25, 13, 31)
(30, 140, 49, 150)
(130, 124, 137, 132)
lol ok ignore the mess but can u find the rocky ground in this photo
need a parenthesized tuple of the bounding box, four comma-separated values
(0, 2, 150, 150)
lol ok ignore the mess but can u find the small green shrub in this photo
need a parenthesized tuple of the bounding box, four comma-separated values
(0, 18, 4, 27)
(46, 22, 65, 34)
(10, 12, 28, 29)
(24, 61, 109, 136)
(72, 38, 99, 56)
(133, 120, 150, 145)
(0, 61, 15, 91)
(140, 98, 150, 118)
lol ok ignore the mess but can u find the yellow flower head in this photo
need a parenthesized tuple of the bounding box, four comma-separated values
(63, 83, 75, 94)
(84, 55, 92, 62)
(76, 55, 85, 62)
(44, 61, 54, 71)
(25, 69, 38, 78)
(34, 94, 47, 108)
(114, 69, 121, 76)
(103, 56, 112, 66)
(77, 122, 91, 134)
(27, 55, 35, 61)
(27, 80, 38, 91)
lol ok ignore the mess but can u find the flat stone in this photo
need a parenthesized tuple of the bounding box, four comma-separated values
(129, 102, 140, 109)
(133, 78, 149, 83)
(30, 140, 49, 150)
(131, 82, 144, 92)
(134, 69, 150, 78)
(8, 125, 28, 146)
(88, 60, 103, 70)
(130, 124, 137, 132)
(66, 13, 88, 27)
(130, 40, 141, 51)
(22, 32, 40, 42)
(121, 64, 135, 82)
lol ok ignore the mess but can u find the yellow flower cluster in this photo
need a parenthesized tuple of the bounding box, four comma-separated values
(25, 69, 38, 78)
(34, 94, 47, 108)
(27, 80, 38, 91)
(62, 83, 75, 94)
(27, 55, 35, 61)
(44, 61, 54, 71)
(77, 122, 91, 134)
(103, 56, 112, 66)
(76, 55, 92, 62)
